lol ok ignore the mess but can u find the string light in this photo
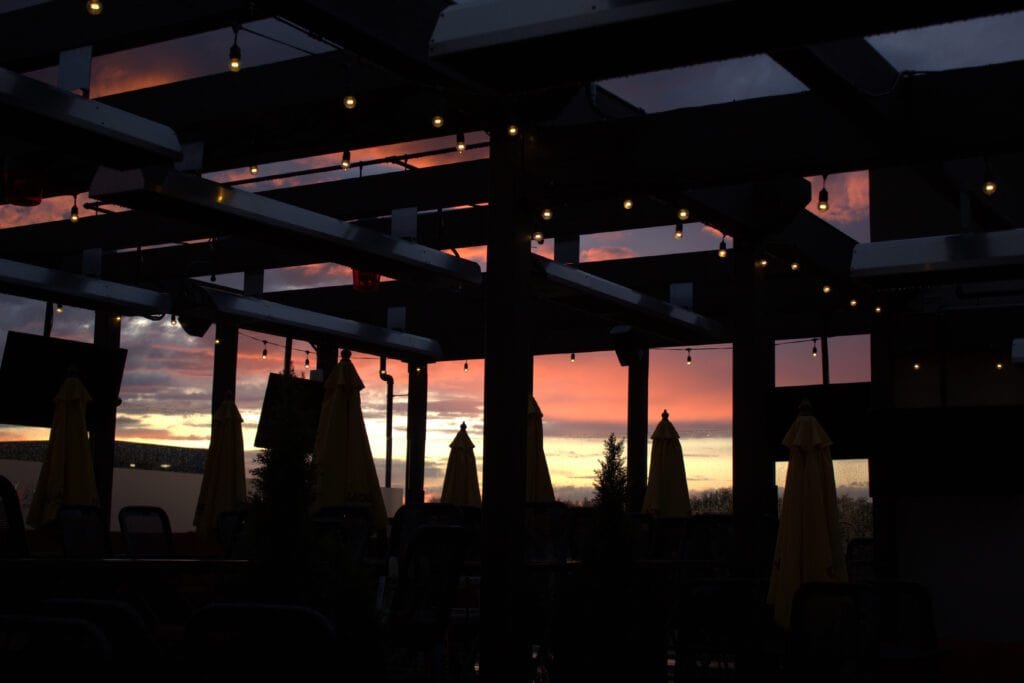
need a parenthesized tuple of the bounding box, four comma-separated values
(623, 198, 633, 210)
(228, 28, 241, 73)
(812, 339, 818, 357)
(305, 351, 311, 369)
(463, 360, 469, 373)
(113, 315, 121, 323)
(686, 348, 692, 366)
(874, 305, 882, 314)
(913, 362, 921, 371)
(532, 230, 545, 245)
(456, 132, 466, 154)
(674, 221, 684, 240)
(718, 238, 728, 259)
(261, 341, 267, 360)
(170, 314, 177, 326)
(570, 352, 576, 363)
(541, 208, 553, 221)
(341, 149, 351, 169)
(849, 298, 858, 308)
(822, 284, 831, 294)
(507, 123, 518, 136)
(69, 196, 79, 223)
(818, 174, 829, 212)
(215, 338, 220, 345)
(343, 94, 357, 110)
(757, 257, 769, 268)
(432, 114, 444, 128)
(790, 262, 800, 272)
(86, 1, 102, 15)
(56, 303, 63, 313)
(677, 208, 689, 221)
(249, 164, 259, 175)
(996, 362, 1004, 370)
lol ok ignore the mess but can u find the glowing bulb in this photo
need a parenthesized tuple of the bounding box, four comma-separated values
(432, 114, 444, 128)
(70, 204, 79, 223)
(215, 338, 220, 345)
(56, 303, 63, 313)
(812, 340, 818, 358)
(113, 315, 121, 323)
(623, 198, 633, 210)
(170, 314, 177, 327)
(463, 360, 469, 373)
(849, 298, 858, 308)
(86, 0, 102, 15)
(790, 262, 800, 272)
(341, 149, 351, 169)
(686, 349, 692, 366)
(718, 239, 728, 258)
(913, 362, 921, 371)
(415, 365, 422, 373)
(818, 187, 829, 212)
(229, 43, 241, 73)
(757, 258, 768, 268)
(874, 305, 882, 314)
(674, 221, 683, 240)
(249, 164, 258, 175)
(541, 208, 553, 221)
(996, 362, 1004, 370)
(507, 123, 518, 136)
(343, 94, 357, 110)
(677, 208, 689, 221)
(261, 343, 267, 360)
(570, 352, 576, 363)
(456, 132, 466, 154)
(305, 352, 310, 369)
(532, 230, 544, 245)
(822, 285, 831, 294)
(983, 179, 997, 196)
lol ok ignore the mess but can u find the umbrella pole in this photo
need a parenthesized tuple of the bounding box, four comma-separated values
(379, 356, 394, 488)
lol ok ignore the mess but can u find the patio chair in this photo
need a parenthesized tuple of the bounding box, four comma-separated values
(41, 598, 162, 675)
(0, 475, 29, 558)
(0, 615, 111, 669)
(118, 505, 173, 558)
(389, 502, 462, 561)
(56, 504, 109, 558)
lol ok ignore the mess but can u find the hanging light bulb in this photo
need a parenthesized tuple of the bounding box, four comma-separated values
(996, 361, 1004, 370)
(249, 163, 258, 175)
(56, 303, 63, 313)
(874, 305, 882, 314)
(507, 123, 518, 136)
(170, 314, 177, 326)
(718, 238, 728, 259)
(812, 339, 818, 357)
(304, 351, 310, 369)
(757, 257, 769, 268)
(343, 94, 357, 110)
(261, 342, 267, 360)
(983, 178, 997, 196)
(113, 315, 121, 323)
(532, 230, 545, 245)
(912, 362, 921, 371)
(228, 29, 241, 73)
(677, 208, 689, 221)
(86, 0, 102, 15)
(541, 208, 553, 221)
(686, 348, 693, 366)
(849, 298, 858, 308)
(69, 196, 79, 223)
(215, 338, 221, 345)
(570, 352, 576, 363)
(822, 284, 832, 294)
(674, 221, 684, 240)
(818, 174, 829, 212)
(432, 114, 444, 128)
(790, 262, 800, 272)
(456, 132, 466, 154)
(341, 149, 351, 170)
(463, 360, 469, 373)
(623, 198, 633, 210)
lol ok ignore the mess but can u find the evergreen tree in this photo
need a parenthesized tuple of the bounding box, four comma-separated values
(593, 433, 627, 511)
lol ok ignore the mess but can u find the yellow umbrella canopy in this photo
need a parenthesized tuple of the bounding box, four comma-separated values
(642, 409, 692, 518)
(768, 401, 848, 628)
(26, 376, 99, 528)
(312, 350, 387, 530)
(526, 397, 555, 502)
(194, 397, 247, 541)
(440, 422, 481, 506)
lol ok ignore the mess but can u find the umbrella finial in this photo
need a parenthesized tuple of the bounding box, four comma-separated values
(460, 422, 467, 431)
(662, 409, 669, 420)
(341, 348, 352, 360)
(798, 399, 813, 416)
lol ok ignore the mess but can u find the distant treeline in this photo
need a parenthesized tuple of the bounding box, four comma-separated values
(0, 441, 206, 473)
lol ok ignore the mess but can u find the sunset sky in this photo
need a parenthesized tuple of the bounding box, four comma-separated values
(3, 8, 1023, 502)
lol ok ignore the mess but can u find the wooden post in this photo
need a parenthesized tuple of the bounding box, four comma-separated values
(405, 362, 427, 505)
(212, 322, 238, 413)
(627, 349, 650, 513)
(91, 310, 121, 529)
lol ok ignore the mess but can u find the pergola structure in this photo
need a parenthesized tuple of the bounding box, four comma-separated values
(3, 1, 1024, 677)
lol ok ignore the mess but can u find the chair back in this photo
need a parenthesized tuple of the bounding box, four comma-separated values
(389, 525, 466, 638)
(313, 503, 374, 563)
(389, 503, 462, 560)
(118, 505, 173, 558)
(524, 501, 571, 563)
(0, 475, 29, 558)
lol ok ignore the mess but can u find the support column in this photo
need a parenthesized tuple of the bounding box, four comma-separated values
(212, 322, 238, 413)
(43, 302, 54, 338)
(405, 362, 427, 505)
(481, 131, 532, 680)
(626, 349, 650, 513)
(91, 310, 121, 528)
(316, 344, 338, 378)
(283, 336, 293, 376)
(731, 241, 777, 578)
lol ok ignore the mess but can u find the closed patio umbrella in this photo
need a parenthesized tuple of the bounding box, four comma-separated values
(440, 422, 481, 506)
(526, 397, 555, 502)
(642, 410, 691, 518)
(768, 401, 847, 628)
(27, 376, 98, 528)
(194, 396, 247, 541)
(312, 350, 387, 530)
